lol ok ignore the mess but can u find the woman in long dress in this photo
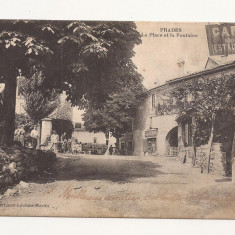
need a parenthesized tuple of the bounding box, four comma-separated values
(18, 125, 25, 147)
(51, 130, 59, 153)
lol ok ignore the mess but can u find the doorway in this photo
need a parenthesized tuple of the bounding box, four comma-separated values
(166, 126, 178, 157)
(147, 138, 156, 155)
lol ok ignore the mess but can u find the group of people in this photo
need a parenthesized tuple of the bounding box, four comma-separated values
(14, 126, 116, 156)
(14, 125, 26, 146)
(14, 125, 39, 149)
(48, 131, 83, 154)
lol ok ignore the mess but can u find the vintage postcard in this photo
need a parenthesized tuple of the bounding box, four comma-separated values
(0, 21, 234, 219)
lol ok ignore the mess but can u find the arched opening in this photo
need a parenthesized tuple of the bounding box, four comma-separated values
(166, 126, 178, 157)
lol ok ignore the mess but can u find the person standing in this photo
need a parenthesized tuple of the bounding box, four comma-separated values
(31, 125, 39, 149)
(61, 132, 68, 142)
(18, 125, 25, 147)
(14, 126, 20, 142)
(51, 130, 59, 153)
(109, 145, 113, 156)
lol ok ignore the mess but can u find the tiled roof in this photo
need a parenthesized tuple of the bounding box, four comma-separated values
(149, 57, 235, 92)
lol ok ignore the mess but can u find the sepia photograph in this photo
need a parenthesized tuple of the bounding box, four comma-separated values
(0, 19, 234, 221)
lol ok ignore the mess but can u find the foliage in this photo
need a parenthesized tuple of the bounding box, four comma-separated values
(83, 76, 146, 139)
(0, 21, 56, 145)
(56, 21, 142, 109)
(156, 100, 177, 115)
(170, 74, 235, 146)
(18, 70, 60, 124)
(0, 20, 142, 145)
(52, 119, 74, 138)
(15, 113, 34, 133)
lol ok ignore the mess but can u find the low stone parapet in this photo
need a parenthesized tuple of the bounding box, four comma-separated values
(195, 147, 227, 176)
(0, 144, 56, 192)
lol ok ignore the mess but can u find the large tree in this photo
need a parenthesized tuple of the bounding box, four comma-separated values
(0, 20, 141, 145)
(0, 21, 54, 145)
(83, 73, 146, 150)
(170, 74, 235, 171)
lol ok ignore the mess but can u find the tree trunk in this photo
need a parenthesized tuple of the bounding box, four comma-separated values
(192, 116, 197, 166)
(207, 114, 216, 173)
(116, 137, 120, 153)
(36, 121, 41, 149)
(192, 133, 197, 166)
(0, 69, 17, 146)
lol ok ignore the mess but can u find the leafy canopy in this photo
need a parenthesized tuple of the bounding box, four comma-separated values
(18, 70, 60, 124)
(0, 20, 142, 107)
(170, 74, 235, 145)
(0, 20, 142, 145)
(83, 75, 146, 138)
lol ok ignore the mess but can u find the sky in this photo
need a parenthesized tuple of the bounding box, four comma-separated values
(133, 22, 210, 89)
(73, 22, 211, 122)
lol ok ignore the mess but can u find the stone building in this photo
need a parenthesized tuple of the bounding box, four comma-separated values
(72, 108, 116, 146)
(132, 57, 235, 175)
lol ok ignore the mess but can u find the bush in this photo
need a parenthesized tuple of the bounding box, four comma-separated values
(52, 118, 74, 138)
(15, 113, 34, 133)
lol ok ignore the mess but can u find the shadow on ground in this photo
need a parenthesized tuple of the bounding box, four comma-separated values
(29, 156, 165, 184)
(215, 178, 232, 183)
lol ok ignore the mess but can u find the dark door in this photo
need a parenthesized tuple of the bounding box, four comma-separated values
(148, 138, 156, 155)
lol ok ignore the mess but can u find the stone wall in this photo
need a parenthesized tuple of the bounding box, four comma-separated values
(0, 145, 56, 192)
(195, 146, 228, 176)
(209, 151, 227, 175)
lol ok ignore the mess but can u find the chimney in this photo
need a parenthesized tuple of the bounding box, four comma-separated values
(176, 58, 185, 77)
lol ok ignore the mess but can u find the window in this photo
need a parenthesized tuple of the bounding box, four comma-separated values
(152, 94, 155, 109)
(75, 122, 82, 129)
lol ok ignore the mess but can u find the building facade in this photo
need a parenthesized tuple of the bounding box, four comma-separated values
(72, 108, 116, 146)
(133, 57, 235, 166)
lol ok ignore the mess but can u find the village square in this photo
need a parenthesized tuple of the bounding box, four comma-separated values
(0, 21, 234, 218)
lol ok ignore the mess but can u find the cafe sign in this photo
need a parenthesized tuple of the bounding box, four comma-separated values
(145, 129, 157, 138)
(206, 24, 235, 56)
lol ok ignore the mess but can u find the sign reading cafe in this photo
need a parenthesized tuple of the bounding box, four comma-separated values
(206, 24, 235, 56)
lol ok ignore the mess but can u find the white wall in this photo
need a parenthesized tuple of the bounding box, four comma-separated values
(72, 108, 116, 145)
(72, 108, 84, 124)
(15, 96, 25, 114)
(151, 114, 178, 155)
(72, 130, 116, 145)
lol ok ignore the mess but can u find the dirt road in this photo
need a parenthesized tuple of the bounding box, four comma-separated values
(0, 154, 234, 218)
